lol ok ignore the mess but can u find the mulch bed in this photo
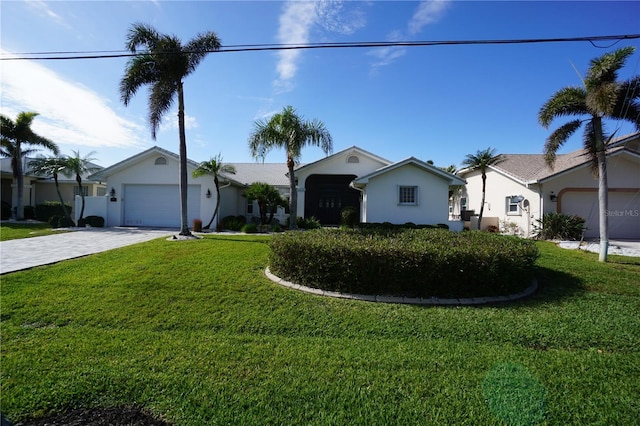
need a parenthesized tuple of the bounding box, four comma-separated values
(11, 406, 172, 426)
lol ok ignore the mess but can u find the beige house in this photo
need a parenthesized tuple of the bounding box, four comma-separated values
(1, 157, 105, 218)
(457, 133, 640, 239)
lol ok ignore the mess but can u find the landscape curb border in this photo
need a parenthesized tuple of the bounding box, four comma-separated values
(265, 267, 538, 306)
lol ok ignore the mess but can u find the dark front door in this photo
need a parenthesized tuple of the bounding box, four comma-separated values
(305, 174, 360, 225)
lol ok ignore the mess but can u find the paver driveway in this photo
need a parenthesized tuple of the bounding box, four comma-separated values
(0, 227, 174, 274)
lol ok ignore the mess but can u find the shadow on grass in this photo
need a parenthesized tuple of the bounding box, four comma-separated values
(504, 266, 586, 308)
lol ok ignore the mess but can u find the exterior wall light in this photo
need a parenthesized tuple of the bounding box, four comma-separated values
(206, 189, 212, 198)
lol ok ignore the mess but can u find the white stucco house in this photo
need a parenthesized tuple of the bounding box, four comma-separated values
(457, 133, 640, 239)
(86, 145, 466, 230)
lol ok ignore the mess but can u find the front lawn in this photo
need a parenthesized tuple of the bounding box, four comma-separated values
(0, 221, 69, 241)
(1, 236, 639, 425)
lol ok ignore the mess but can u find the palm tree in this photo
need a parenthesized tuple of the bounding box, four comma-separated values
(539, 46, 640, 262)
(462, 148, 504, 230)
(248, 105, 333, 229)
(29, 156, 75, 226)
(192, 154, 236, 230)
(63, 150, 100, 224)
(120, 22, 221, 236)
(1, 112, 59, 220)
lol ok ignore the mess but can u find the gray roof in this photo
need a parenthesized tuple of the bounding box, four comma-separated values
(462, 132, 640, 184)
(223, 163, 291, 187)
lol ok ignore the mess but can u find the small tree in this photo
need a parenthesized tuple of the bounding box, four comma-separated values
(29, 156, 75, 226)
(248, 105, 333, 229)
(1, 112, 59, 220)
(192, 154, 236, 229)
(244, 182, 287, 226)
(461, 148, 504, 230)
(62, 151, 99, 223)
(538, 46, 640, 262)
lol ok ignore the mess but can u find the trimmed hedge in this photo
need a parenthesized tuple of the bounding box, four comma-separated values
(35, 202, 72, 223)
(269, 229, 539, 298)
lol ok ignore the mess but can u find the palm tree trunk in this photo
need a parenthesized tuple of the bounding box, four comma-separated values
(15, 152, 25, 221)
(287, 157, 297, 229)
(54, 174, 75, 226)
(478, 173, 486, 230)
(204, 176, 220, 230)
(597, 152, 609, 262)
(76, 175, 86, 221)
(177, 82, 191, 236)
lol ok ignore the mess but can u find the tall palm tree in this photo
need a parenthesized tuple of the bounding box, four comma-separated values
(192, 153, 236, 230)
(248, 105, 333, 229)
(63, 150, 100, 223)
(29, 156, 75, 226)
(539, 46, 640, 262)
(462, 147, 504, 230)
(1, 112, 59, 220)
(120, 22, 221, 236)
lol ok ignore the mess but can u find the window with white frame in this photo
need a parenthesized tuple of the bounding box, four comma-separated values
(247, 199, 254, 214)
(460, 197, 468, 211)
(74, 186, 89, 197)
(506, 197, 521, 215)
(398, 186, 418, 205)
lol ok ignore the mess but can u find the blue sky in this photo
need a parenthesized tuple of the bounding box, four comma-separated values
(1, 1, 639, 169)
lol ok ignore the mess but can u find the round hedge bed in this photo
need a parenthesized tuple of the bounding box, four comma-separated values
(268, 228, 539, 299)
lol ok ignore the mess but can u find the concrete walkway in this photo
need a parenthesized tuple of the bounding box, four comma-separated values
(1, 227, 174, 274)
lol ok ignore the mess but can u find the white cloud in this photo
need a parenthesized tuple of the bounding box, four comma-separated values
(274, 1, 368, 92)
(369, 0, 451, 70)
(0, 51, 145, 151)
(408, 0, 451, 35)
(25, 0, 71, 29)
(275, 1, 317, 86)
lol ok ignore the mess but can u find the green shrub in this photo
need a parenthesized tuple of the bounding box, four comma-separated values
(340, 206, 358, 228)
(85, 216, 105, 227)
(298, 216, 321, 229)
(534, 212, 585, 240)
(221, 215, 245, 231)
(35, 202, 72, 223)
(1, 201, 11, 220)
(49, 215, 75, 228)
(269, 229, 539, 298)
(24, 205, 35, 219)
(242, 223, 258, 234)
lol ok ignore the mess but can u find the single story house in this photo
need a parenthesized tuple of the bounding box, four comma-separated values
(1, 156, 105, 217)
(457, 132, 640, 239)
(87, 145, 466, 230)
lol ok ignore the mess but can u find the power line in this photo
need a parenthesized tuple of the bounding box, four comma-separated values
(2, 34, 639, 61)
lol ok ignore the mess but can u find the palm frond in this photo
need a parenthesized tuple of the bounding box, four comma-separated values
(126, 22, 161, 53)
(120, 54, 159, 105)
(585, 46, 635, 89)
(148, 80, 176, 139)
(184, 32, 222, 75)
(543, 119, 583, 167)
(538, 86, 588, 127)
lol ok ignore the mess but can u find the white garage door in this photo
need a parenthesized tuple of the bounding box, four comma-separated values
(123, 184, 201, 228)
(561, 190, 640, 239)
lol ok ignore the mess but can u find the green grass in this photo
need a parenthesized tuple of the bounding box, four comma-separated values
(0, 222, 69, 241)
(1, 236, 639, 425)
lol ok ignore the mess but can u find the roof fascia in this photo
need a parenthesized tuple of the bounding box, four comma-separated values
(355, 157, 466, 185)
(294, 145, 391, 174)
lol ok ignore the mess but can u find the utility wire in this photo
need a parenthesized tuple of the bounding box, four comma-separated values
(2, 34, 639, 61)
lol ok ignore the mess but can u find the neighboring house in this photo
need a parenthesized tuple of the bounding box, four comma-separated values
(86, 145, 465, 229)
(457, 133, 640, 239)
(0, 157, 105, 216)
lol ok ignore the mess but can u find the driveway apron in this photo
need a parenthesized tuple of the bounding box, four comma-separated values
(0, 227, 174, 274)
